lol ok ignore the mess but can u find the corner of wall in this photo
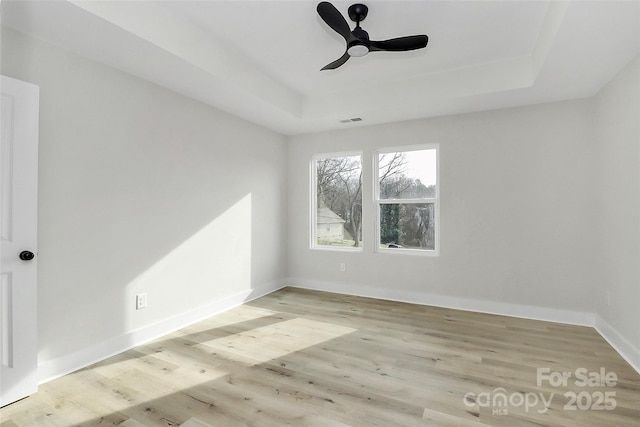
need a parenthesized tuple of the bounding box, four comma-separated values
(594, 315, 640, 375)
(591, 53, 640, 375)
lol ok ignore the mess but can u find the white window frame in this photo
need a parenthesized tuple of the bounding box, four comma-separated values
(310, 151, 364, 252)
(374, 144, 440, 256)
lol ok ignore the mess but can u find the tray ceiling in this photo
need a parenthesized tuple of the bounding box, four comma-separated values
(2, 1, 639, 135)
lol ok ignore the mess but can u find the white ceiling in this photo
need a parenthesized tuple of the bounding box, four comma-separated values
(2, 1, 639, 135)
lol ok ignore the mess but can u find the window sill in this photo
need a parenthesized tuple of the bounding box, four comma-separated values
(311, 245, 363, 252)
(376, 248, 439, 256)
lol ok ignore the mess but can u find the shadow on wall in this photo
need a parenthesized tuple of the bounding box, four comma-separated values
(125, 193, 254, 330)
(35, 95, 286, 366)
(1, 24, 289, 382)
(37, 150, 285, 365)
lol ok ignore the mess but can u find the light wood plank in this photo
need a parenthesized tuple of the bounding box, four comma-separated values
(1, 287, 639, 426)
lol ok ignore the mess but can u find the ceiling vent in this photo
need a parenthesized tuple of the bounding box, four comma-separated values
(339, 117, 363, 123)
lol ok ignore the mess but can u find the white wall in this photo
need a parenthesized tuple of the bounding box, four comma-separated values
(288, 100, 598, 320)
(1, 28, 288, 368)
(594, 55, 640, 355)
(2, 25, 638, 380)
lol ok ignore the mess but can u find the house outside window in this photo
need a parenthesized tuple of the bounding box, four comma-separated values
(311, 153, 363, 250)
(310, 146, 437, 254)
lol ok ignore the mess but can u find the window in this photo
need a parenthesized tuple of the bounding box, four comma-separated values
(375, 146, 438, 253)
(310, 146, 438, 254)
(312, 153, 363, 249)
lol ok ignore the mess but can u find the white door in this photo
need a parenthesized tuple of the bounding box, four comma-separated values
(0, 75, 39, 407)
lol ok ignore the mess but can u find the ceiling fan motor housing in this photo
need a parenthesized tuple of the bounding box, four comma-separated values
(348, 26, 370, 57)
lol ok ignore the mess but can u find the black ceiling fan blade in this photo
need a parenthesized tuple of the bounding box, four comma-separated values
(321, 51, 350, 70)
(317, 2, 354, 42)
(370, 35, 429, 52)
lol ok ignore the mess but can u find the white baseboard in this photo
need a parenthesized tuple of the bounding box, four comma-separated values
(594, 315, 640, 375)
(38, 281, 286, 384)
(287, 278, 595, 326)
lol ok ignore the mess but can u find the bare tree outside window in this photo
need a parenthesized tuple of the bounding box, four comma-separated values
(378, 148, 438, 251)
(314, 155, 363, 248)
(311, 147, 438, 253)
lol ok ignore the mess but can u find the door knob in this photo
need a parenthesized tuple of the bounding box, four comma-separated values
(19, 251, 35, 261)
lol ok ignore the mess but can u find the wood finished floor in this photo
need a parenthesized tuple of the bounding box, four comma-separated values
(1, 287, 639, 426)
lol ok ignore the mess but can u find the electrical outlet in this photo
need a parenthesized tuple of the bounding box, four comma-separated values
(340, 263, 346, 272)
(136, 293, 147, 310)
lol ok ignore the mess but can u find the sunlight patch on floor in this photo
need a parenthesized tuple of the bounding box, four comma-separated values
(179, 304, 284, 333)
(201, 317, 357, 365)
(180, 417, 216, 427)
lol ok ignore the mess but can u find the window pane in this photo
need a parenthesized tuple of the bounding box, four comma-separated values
(379, 203, 435, 250)
(379, 149, 436, 199)
(315, 155, 363, 248)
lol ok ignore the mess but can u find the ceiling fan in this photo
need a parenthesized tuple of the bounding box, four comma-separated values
(317, 1, 429, 70)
